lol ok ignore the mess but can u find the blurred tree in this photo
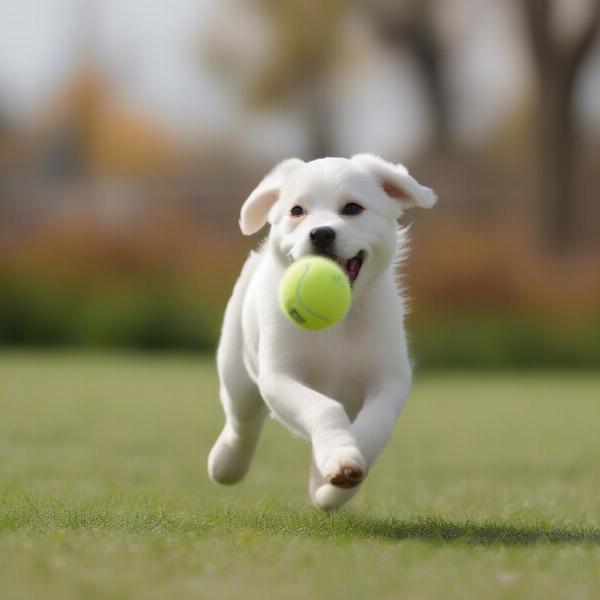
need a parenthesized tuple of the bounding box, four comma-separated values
(254, 0, 345, 158)
(41, 70, 98, 181)
(204, 0, 345, 159)
(520, 0, 600, 254)
(40, 69, 177, 178)
(362, 0, 451, 151)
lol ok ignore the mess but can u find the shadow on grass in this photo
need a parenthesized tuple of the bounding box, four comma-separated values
(186, 508, 600, 547)
(326, 514, 600, 546)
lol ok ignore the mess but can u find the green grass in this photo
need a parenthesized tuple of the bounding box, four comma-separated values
(1, 352, 599, 599)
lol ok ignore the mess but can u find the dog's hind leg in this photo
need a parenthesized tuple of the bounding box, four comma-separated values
(208, 259, 267, 484)
(208, 380, 266, 485)
(208, 251, 267, 484)
(308, 457, 360, 510)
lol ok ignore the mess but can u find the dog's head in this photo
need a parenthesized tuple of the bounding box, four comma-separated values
(239, 155, 436, 290)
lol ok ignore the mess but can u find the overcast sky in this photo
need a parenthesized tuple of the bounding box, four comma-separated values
(0, 0, 598, 160)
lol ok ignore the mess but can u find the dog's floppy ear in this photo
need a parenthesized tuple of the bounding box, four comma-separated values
(351, 153, 437, 210)
(239, 158, 305, 235)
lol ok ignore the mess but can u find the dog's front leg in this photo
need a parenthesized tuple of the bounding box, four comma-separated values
(351, 376, 411, 467)
(259, 372, 367, 487)
(303, 377, 409, 511)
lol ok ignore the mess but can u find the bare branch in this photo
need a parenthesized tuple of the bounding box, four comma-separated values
(565, 0, 600, 76)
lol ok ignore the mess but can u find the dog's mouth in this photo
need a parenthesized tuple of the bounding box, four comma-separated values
(317, 250, 365, 286)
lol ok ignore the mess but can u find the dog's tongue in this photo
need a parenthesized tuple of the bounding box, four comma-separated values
(346, 256, 361, 282)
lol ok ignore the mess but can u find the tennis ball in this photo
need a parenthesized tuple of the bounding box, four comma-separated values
(278, 256, 351, 330)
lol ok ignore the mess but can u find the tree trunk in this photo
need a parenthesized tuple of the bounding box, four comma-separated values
(537, 73, 576, 254)
(403, 14, 450, 151)
(365, 0, 451, 151)
(521, 0, 600, 255)
(302, 78, 335, 160)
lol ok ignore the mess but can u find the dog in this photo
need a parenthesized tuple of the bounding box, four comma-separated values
(207, 154, 436, 510)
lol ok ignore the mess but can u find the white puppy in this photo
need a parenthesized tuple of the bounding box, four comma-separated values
(208, 154, 436, 510)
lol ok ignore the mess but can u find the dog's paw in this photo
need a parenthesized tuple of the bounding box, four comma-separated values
(321, 447, 366, 489)
(208, 427, 251, 485)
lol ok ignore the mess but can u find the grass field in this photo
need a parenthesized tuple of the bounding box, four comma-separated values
(1, 352, 599, 599)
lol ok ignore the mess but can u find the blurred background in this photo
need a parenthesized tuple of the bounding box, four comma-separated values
(1, 0, 599, 369)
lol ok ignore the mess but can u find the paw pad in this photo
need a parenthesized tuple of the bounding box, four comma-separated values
(327, 464, 364, 488)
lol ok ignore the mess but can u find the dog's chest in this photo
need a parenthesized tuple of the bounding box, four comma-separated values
(290, 330, 372, 418)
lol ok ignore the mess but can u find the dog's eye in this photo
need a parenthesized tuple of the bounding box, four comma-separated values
(341, 202, 364, 216)
(290, 205, 305, 217)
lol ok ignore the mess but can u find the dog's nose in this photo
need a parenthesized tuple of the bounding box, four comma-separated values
(310, 226, 336, 250)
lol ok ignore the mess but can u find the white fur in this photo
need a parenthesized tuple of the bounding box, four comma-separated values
(208, 155, 436, 510)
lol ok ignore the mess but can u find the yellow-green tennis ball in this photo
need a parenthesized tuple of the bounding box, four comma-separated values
(278, 256, 352, 330)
